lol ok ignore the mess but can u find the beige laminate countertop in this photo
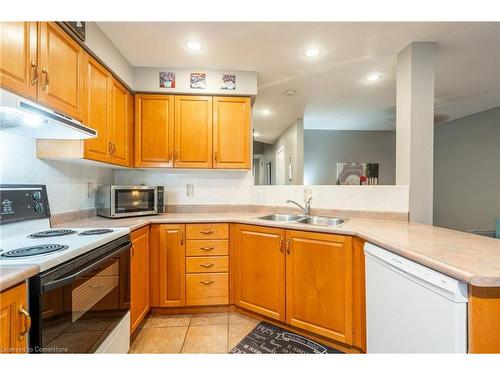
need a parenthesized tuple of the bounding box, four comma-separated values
(0, 265, 39, 292)
(54, 212, 500, 288)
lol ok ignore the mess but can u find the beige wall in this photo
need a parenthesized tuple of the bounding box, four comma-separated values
(434, 106, 500, 232)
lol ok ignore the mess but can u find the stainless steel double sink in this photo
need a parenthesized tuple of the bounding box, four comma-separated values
(256, 213, 344, 227)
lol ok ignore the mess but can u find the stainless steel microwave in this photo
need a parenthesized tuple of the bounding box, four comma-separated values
(96, 185, 165, 218)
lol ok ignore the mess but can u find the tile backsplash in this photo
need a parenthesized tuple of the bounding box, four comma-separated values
(0, 132, 113, 213)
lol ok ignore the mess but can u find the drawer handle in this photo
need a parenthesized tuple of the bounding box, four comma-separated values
(200, 247, 215, 251)
(200, 263, 215, 268)
(200, 280, 215, 285)
(200, 230, 214, 234)
(18, 305, 31, 341)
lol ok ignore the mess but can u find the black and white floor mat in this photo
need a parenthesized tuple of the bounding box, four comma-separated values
(229, 322, 343, 354)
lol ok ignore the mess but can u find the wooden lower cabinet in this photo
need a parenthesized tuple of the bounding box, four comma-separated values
(0, 283, 29, 354)
(130, 226, 150, 334)
(468, 286, 500, 353)
(286, 230, 353, 344)
(233, 224, 286, 321)
(149, 224, 186, 307)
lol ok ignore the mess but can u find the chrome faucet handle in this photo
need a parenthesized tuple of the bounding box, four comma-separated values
(304, 197, 312, 215)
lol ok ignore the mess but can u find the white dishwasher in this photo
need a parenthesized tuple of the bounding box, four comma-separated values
(364, 242, 468, 353)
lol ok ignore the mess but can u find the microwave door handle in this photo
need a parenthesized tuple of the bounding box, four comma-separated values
(42, 242, 131, 292)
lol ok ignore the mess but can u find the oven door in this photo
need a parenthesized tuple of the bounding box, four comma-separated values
(29, 238, 130, 353)
(111, 186, 157, 217)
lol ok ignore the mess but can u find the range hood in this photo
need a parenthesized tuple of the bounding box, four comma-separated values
(0, 88, 97, 140)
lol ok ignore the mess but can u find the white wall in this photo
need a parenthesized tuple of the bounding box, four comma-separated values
(84, 22, 134, 88)
(0, 132, 113, 213)
(133, 68, 257, 95)
(434, 106, 500, 232)
(114, 169, 409, 212)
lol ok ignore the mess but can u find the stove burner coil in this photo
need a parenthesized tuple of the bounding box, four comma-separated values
(0, 244, 69, 258)
(78, 229, 114, 236)
(28, 229, 77, 238)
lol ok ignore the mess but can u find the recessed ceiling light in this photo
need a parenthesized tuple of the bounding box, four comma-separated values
(284, 89, 296, 96)
(261, 109, 271, 116)
(365, 72, 383, 82)
(186, 41, 202, 51)
(305, 48, 320, 57)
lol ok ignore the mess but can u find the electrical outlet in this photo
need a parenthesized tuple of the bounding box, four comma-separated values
(87, 183, 95, 198)
(255, 190, 262, 202)
(186, 184, 194, 197)
(304, 188, 312, 202)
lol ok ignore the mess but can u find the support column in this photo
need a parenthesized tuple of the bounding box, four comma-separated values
(396, 42, 436, 224)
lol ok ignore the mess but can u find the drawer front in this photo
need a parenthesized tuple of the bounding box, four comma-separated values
(186, 273, 229, 306)
(186, 239, 229, 256)
(186, 256, 229, 273)
(186, 223, 229, 239)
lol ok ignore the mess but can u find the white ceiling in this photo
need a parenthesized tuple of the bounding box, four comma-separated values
(97, 22, 500, 143)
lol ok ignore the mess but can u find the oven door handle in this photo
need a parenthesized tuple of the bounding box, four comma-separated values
(42, 242, 131, 292)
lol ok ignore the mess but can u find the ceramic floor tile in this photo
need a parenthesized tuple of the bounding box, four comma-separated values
(228, 321, 260, 351)
(181, 324, 228, 354)
(129, 326, 188, 354)
(229, 312, 259, 326)
(189, 313, 228, 326)
(144, 314, 192, 328)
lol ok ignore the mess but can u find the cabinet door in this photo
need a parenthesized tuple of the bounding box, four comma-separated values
(150, 224, 186, 307)
(135, 94, 174, 167)
(130, 226, 150, 334)
(213, 97, 251, 169)
(286, 230, 353, 344)
(0, 22, 37, 99)
(37, 22, 85, 120)
(83, 56, 111, 163)
(0, 283, 29, 353)
(110, 79, 133, 166)
(234, 225, 286, 321)
(174, 95, 213, 168)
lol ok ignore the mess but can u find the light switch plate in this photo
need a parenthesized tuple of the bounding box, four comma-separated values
(87, 183, 94, 198)
(186, 184, 194, 197)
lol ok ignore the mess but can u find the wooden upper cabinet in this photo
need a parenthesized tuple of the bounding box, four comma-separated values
(234, 225, 286, 321)
(110, 79, 133, 166)
(83, 56, 111, 163)
(130, 226, 150, 334)
(0, 283, 29, 354)
(0, 22, 37, 99)
(286, 230, 353, 345)
(149, 224, 186, 307)
(174, 95, 213, 168)
(213, 96, 251, 169)
(37, 22, 85, 121)
(135, 94, 174, 168)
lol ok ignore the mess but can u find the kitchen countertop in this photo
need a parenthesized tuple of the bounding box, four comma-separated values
(0, 265, 39, 292)
(55, 212, 500, 288)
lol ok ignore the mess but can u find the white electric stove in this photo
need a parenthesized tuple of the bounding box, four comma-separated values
(0, 184, 131, 354)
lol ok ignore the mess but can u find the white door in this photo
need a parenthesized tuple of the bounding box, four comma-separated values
(275, 146, 286, 185)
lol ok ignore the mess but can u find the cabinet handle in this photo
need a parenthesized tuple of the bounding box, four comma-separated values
(18, 305, 31, 341)
(180, 231, 184, 245)
(286, 239, 291, 255)
(175, 150, 179, 162)
(131, 245, 135, 257)
(214, 151, 217, 162)
(200, 247, 214, 251)
(279, 237, 284, 253)
(108, 142, 113, 155)
(30, 61, 38, 85)
(41, 67, 48, 90)
(200, 263, 215, 268)
(112, 143, 116, 154)
(200, 229, 214, 235)
(199, 280, 215, 285)
(169, 149, 173, 163)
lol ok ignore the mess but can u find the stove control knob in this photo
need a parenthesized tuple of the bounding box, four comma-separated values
(34, 203, 44, 213)
(32, 191, 42, 201)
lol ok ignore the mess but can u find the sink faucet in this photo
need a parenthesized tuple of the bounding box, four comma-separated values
(286, 197, 312, 216)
